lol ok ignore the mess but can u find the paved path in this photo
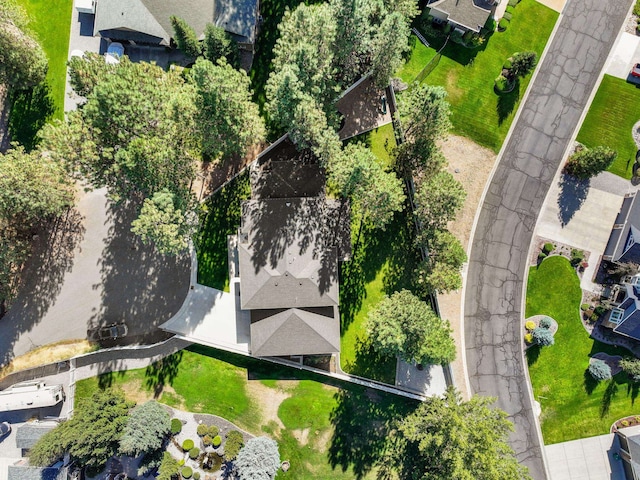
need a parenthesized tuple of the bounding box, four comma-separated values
(545, 434, 625, 480)
(463, 1, 633, 479)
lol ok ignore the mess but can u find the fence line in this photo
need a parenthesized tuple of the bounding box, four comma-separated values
(413, 34, 450, 84)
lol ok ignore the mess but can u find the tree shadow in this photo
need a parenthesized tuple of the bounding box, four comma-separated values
(584, 369, 598, 395)
(626, 380, 640, 405)
(496, 82, 520, 126)
(600, 379, 618, 418)
(557, 173, 590, 227)
(7, 82, 55, 152)
(342, 336, 396, 384)
(328, 386, 416, 479)
(144, 351, 184, 398)
(526, 345, 542, 367)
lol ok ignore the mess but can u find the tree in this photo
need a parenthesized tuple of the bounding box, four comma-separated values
(415, 230, 467, 294)
(119, 400, 171, 457)
(413, 171, 466, 232)
(620, 357, 640, 382)
(369, 12, 409, 87)
(157, 452, 181, 480)
(29, 389, 134, 469)
(0, 0, 47, 90)
(0, 230, 29, 313)
(0, 146, 74, 227)
(131, 190, 193, 255)
(203, 23, 237, 65)
(366, 289, 456, 365)
(565, 146, 617, 179)
(532, 327, 554, 346)
(235, 436, 280, 480)
(510, 51, 537, 78)
(191, 58, 265, 160)
(589, 359, 612, 381)
(395, 84, 451, 176)
(396, 387, 531, 480)
(67, 52, 118, 97)
(170, 16, 200, 58)
(328, 143, 405, 229)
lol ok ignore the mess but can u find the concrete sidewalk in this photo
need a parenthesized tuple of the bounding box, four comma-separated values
(545, 434, 625, 480)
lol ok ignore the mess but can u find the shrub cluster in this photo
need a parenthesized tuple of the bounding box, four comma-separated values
(224, 430, 244, 461)
(589, 359, 612, 381)
(171, 418, 182, 435)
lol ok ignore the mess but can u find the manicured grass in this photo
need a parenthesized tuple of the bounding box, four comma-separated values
(412, 0, 558, 151)
(576, 75, 640, 179)
(397, 35, 437, 84)
(526, 256, 635, 444)
(76, 345, 418, 479)
(195, 173, 251, 291)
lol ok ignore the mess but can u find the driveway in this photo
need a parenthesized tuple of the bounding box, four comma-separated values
(545, 434, 626, 480)
(0, 188, 190, 365)
(463, 1, 633, 479)
(605, 32, 640, 80)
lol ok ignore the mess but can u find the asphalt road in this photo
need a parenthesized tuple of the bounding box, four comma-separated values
(463, 1, 633, 479)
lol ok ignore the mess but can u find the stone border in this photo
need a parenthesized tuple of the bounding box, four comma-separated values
(524, 314, 558, 349)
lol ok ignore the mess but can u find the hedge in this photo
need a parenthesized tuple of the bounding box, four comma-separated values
(506, 5, 515, 14)
(171, 418, 182, 435)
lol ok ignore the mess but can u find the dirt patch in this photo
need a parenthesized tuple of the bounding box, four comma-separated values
(119, 378, 184, 407)
(291, 427, 310, 446)
(245, 380, 293, 433)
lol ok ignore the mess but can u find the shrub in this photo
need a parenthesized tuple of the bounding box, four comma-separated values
(498, 18, 509, 31)
(622, 420, 630, 427)
(503, 59, 512, 69)
(543, 242, 554, 254)
(202, 435, 212, 446)
(594, 305, 607, 317)
(189, 447, 199, 460)
(494, 75, 509, 92)
(525, 320, 536, 331)
(539, 317, 553, 329)
(524, 333, 533, 343)
(171, 418, 182, 435)
(224, 430, 244, 461)
(208, 425, 219, 437)
(444, 23, 452, 34)
(506, 5, 515, 14)
(620, 358, 640, 382)
(508, 0, 518, 6)
(193, 473, 200, 480)
(532, 327, 554, 346)
(178, 459, 185, 467)
(483, 16, 496, 32)
(570, 249, 584, 266)
(212, 435, 222, 448)
(197, 424, 208, 437)
(181, 467, 193, 479)
(182, 439, 194, 451)
(538, 252, 547, 261)
(462, 30, 473, 44)
(635, 0, 640, 17)
(503, 12, 512, 21)
(581, 303, 590, 311)
(589, 359, 612, 381)
(566, 146, 617, 179)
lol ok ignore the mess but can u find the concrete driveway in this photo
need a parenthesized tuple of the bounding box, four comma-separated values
(545, 434, 626, 480)
(605, 32, 640, 80)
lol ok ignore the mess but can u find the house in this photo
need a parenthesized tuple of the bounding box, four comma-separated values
(427, 0, 496, 33)
(236, 136, 350, 358)
(93, 0, 259, 50)
(604, 192, 640, 265)
(603, 281, 640, 341)
(615, 425, 640, 479)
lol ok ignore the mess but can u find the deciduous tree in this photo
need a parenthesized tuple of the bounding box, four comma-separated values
(396, 387, 530, 480)
(366, 289, 455, 365)
(236, 437, 280, 480)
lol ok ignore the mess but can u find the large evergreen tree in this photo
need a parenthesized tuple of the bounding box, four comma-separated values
(119, 400, 171, 457)
(236, 437, 281, 480)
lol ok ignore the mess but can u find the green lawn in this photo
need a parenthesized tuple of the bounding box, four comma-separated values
(196, 173, 251, 291)
(410, 0, 558, 151)
(576, 75, 640, 179)
(526, 256, 636, 444)
(77, 345, 418, 479)
(397, 35, 437, 84)
(9, 0, 72, 149)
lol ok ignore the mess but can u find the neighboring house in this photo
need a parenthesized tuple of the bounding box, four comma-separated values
(7, 462, 67, 480)
(603, 281, 640, 341)
(615, 424, 640, 479)
(427, 0, 497, 33)
(236, 136, 350, 358)
(604, 192, 640, 265)
(93, 0, 259, 50)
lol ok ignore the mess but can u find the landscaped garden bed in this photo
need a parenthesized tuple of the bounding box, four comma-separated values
(531, 237, 589, 274)
(612, 414, 640, 432)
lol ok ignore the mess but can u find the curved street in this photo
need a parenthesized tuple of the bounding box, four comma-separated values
(463, 1, 632, 478)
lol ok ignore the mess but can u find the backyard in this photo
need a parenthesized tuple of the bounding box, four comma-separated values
(9, 0, 72, 148)
(576, 74, 640, 179)
(76, 345, 418, 479)
(526, 256, 637, 444)
(401, 0, 558, 151)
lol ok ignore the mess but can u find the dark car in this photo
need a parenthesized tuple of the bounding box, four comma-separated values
(95, 323, 128, 340)
(0, 422, 11, 439)
(632, 63, 640, 78)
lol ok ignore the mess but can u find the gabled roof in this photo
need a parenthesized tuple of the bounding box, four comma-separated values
(250, 307, 340, 356)
(604, 193, 640, 264)
(614, 284, 640, 340)
(238, 197, 340, 310)
(16, 423, 56, 449)
(427, 0, 493, 33)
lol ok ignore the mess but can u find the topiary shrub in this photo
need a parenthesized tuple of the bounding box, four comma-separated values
(171, 418, 182, 435)
(589, 359, 612, 381)
(193, 473, 200, 480)
(581, 303, 590, 311)
(224, 430, 244, 461)
(182, 439, 194, 451)
(532, 327, 554, 346)
(208, 425, 219, 437)
(212, 435, 222, 448)
(444, 23, 452, 34)
(570, 249, 585, 266)
(494, 74, 509, 92)
(525, 320, 536, 331)
(503, 12, 512, 21)
(197, 424, 208, 437)
(181, 467, 193, 479)
(202, 435, 212, 446)
(498, 18, 509, 31)
(189, 447, 200, 459)
(543, 242, 554, 254)
(539, 317, 553, 329)
(508, 0, 518, 6)
(506, 5, 515, 14)
(524, 333, 533, 344)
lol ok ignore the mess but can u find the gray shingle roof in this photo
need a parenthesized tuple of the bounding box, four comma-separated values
(15, 424, 55, 450)
(7, 466, 61, 480)
(604, 194, 640, 264)
(428, 0, 492, 32)
(250, 307, 340, 356)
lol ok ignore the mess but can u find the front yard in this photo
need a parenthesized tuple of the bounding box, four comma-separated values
(527, 256, 636, 444)
(576, 74, 640, 179)
(407, 0, 558, 151)
(76, 345, 418, 479)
